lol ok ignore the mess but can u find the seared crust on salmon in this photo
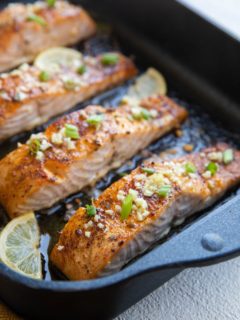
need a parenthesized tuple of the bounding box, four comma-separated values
(50, 144, 240, 280)
(0, 95, 187, 218)
(0, 53, 137, 141)
(0, 1, 96, 72)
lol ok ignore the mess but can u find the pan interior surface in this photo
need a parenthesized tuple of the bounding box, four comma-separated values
(0, 25, 239, 282)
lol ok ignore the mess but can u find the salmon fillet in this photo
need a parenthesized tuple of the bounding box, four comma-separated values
(0, 0, 96, 72)
(0, 52, 137, 141)
(0, 95, 187, 218)
(50, 144, 240, 280)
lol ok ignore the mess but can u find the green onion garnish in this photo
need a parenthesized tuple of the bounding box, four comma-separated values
(185, 162, 197, 174)
(118, 172, 127, 177)
(101, 53, 119, 66)
(64, 80, 77, 91)
(64, 124, 80, 139)
(142, 167, 155, 175)
(27, 14, 47, 26)
(132, 108, 151, 121)
(120, 194, 133, 221)
(86, 204, 96, 217)
(86, 114, 104, 127)
(46, 0, 56, 7)
(223, 149, 234, 165)
(141, 108, 152, 120)
(158, 185, 171, 198)
(39, 71, 50, 82)
(206, 162, 218, 176)
(77, 64, 86, 75)
(29, 139, 41, 156)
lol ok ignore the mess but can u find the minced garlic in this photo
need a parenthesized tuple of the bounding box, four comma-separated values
(143, 172, 166, 197)
(64, 137, 76, 150)
(36, 151, 44, 161)
(115, 205, 121, 212)
(105, 209, 114, 216)
(84, 220, 93, 229)
(51, 132, 63, 145)
(40, 139, 52, 151)
(85, 231, 91, 238)
(207, 152, 223, 162)
(128, 188, 149, 222)
(94, 214, 100, 222)
(202, 171, 212, 179)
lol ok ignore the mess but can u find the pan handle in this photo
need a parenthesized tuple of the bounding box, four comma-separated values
(124, 194, 240, 277)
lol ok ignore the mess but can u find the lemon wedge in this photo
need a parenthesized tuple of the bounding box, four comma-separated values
(0, 213, 42, 279)
(127, 68, 167, 99)
(34, 47, 83, 74)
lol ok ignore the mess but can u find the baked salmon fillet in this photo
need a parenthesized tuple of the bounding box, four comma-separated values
(50, 144, 240, 280)
(0, 0, 96, 72)
(0, 95, 187, 218)
(0, 52, 137, 141)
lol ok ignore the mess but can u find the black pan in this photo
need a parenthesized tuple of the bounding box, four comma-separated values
(0, 1, 240, 319)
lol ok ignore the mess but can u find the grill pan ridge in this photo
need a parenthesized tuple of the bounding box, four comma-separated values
(0, 1, 240, 319)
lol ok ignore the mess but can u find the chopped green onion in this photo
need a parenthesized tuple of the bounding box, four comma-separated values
(64, 80, 77, 91)
(118, 172, 127, 177)
(132, 108, 151, 121)
(142, 167, 155, 175)
(27, 14, 47, 26)
(46, 0, 56, 7)
(64, 124, 80, 139)
(158, 185, 171, 198)
(86, 204, 96, 217)
(39, 71, 50, 82)
(185, 162, 197, 174)
(29, 139, 41, 156)
(86, 114, 104, 127)
(120, 194, 133, 221)
(101, 53, 119, 66)
(141, 108, 152, 120)
(223, 149, 234, 165)
(77, 64, 86, 75)
(206, 162, 218, 176)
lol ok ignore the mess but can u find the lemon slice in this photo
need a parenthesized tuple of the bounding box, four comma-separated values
(0, 213, 42, 279)
(127, 68, 167, 99)
(34, 47, 83, 73)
